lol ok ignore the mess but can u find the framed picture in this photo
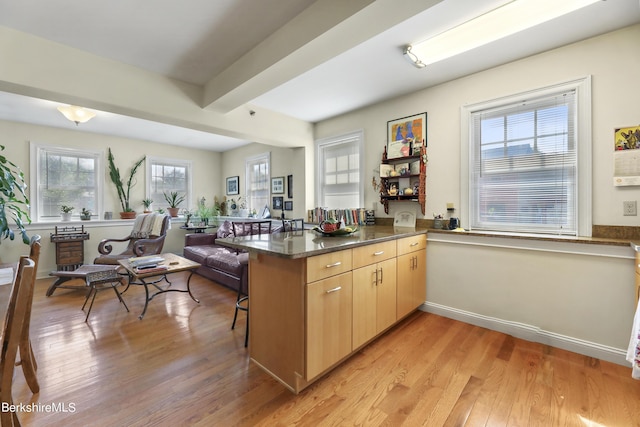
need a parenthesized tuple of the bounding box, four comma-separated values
(284, 200, 293, 211)
(226, 176, 239, 195)
(287, 174, 293, 198)
(273, 196, 283, 210)
(387, 112, 427, 159)
(271, 176, 285, 194)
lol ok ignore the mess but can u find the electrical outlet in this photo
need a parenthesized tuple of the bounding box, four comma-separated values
(623, 200, 637, 216)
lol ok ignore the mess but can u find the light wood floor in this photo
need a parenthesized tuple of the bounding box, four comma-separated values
(7, 273, 640, 426)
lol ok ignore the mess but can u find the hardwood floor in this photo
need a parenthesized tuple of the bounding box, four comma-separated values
(8, 273, 640, 426)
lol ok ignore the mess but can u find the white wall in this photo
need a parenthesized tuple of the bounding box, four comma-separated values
(0, 119, 220, 277)
(221, 142, 307, 219)
(314, 24, 640, 364)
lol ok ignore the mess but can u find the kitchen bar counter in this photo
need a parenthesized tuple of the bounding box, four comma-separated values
(216, 225, 428, 393)
(215, 225, 428, 258)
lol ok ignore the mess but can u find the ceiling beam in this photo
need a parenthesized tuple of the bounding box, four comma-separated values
(202, 0, 443, 114)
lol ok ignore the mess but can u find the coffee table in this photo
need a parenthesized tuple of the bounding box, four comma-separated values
(118, 253, 201, 319)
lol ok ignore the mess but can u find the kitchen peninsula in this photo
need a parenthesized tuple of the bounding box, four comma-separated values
(217, 226, 427, 393)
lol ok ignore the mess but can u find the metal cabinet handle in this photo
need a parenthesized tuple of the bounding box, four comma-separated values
(325, 286, 342, 294)
(410, 242, 419, 247)
(373, 251, 384, 256)
(379, 267, 383, 284)
(326, 261, 342, 268)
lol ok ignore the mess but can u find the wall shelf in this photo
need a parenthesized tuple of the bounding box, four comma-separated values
(379, 149, 426, 215)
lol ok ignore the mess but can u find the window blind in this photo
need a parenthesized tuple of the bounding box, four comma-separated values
(316, 131, 362, 209)
(470, 90, 577, 235)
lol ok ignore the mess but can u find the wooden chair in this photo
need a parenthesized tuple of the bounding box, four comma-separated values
(94, 213, 170, 266)
(1, 256, 36, 426)
(231, 220, 272, 347)
(14, 236, 41, 394)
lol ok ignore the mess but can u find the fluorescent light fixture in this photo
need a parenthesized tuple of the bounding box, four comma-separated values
(403, 45, 426, 68)
(57, 105, 96, 125)
(408, 0, 601, 66)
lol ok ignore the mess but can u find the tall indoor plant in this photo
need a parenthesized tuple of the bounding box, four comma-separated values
(0, 145, 30, 243)
(107, 148, 145, 219)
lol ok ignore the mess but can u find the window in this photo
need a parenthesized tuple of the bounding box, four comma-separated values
(146, 156, 192, 211)
(30, 143, 103, 222)
(316, 130, 364, 209)
(245, 152, 270, 213)
(462, 77, 591, 236)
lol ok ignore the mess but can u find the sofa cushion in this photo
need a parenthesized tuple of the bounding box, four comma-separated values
(205, 250, 244, 277)
(183, 245, 228, 265)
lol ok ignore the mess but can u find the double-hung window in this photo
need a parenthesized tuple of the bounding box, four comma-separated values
(146, 156, 192, 212)
(315, 130, 364, 209)
(30, 143, 102, 222)
(462, 77, 591, 236)
(245, 152, 270, 213)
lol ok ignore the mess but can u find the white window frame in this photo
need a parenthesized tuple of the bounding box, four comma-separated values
(245, 152, 270, 214)
(146, 156, 193, 212)
(461, 76, 592, 237)
(29, 142, 104, 222)
(315, 130, 364, 209)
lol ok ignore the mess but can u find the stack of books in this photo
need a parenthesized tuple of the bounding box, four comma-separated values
(128, 255, 168, 273)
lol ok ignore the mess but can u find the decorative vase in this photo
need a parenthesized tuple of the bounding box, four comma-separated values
(80, 214, 91, 221)
(120, 211, 137, 219)
(61, 212, 72, 221)
(167, 207, 179, 217)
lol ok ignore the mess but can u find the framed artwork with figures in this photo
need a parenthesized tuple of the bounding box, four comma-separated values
(387, 112, 427, 159)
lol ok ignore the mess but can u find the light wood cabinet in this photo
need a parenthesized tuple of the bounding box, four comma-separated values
(306, 272, 352, 379)
(397, 235, 427, 319)
(635, 251, 640, 302)
(352, 242, 397, 349)
(246, 231, 426, 393)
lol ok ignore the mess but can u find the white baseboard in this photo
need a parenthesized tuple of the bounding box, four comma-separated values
(420, 301, 630, 367)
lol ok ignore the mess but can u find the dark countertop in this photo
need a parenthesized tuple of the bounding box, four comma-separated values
(215, 226, 428, 259)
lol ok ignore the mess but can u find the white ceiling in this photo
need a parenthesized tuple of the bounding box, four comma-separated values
(0, 0, 638, 151)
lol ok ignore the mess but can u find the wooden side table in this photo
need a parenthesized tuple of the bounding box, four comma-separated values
(50, 225, 90, 271)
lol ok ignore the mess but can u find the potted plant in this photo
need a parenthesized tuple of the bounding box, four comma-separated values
(80, 208, 91, 220)
(142, 198, 153, 213)
(61, 205, 74, 221)
(107, 147, 145, 219)
(163, 191, 185, 217)
(196, 197, 212, 225)
(0, 146, 30, 244)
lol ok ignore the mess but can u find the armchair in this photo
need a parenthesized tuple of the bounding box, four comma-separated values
(94, 213, 170, 265)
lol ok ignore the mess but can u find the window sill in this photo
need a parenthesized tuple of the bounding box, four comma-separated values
(427, 228, 634, 259)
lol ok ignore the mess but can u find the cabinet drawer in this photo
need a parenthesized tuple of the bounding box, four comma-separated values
(307, 249, 352, 283)
(352, 240, 396, 269)
(397, 235, 427, 256)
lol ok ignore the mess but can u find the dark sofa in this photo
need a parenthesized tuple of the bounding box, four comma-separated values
(182, 220, 279, 292)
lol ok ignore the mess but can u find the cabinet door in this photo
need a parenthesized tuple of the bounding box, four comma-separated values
(306, 272, 353, 380)
(376, 257, 397, 333)
(352, 259, 397, 349)
(352, 264, 378, 349)
(397, 249, 426, 319)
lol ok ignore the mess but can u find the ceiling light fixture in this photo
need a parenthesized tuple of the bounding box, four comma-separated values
(407, 0, 601, 67)
(57, 105, 96, 125)
(403, 45, 426, 69)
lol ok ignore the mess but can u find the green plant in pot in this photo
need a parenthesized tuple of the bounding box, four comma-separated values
(60, 205, 74, 221)
(163, 191, 185, 217)
(80, 208, 91, 220)
(0, 145, 31, 244)
(107, 148, 145, 219)
(142, 198, 153, 213)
